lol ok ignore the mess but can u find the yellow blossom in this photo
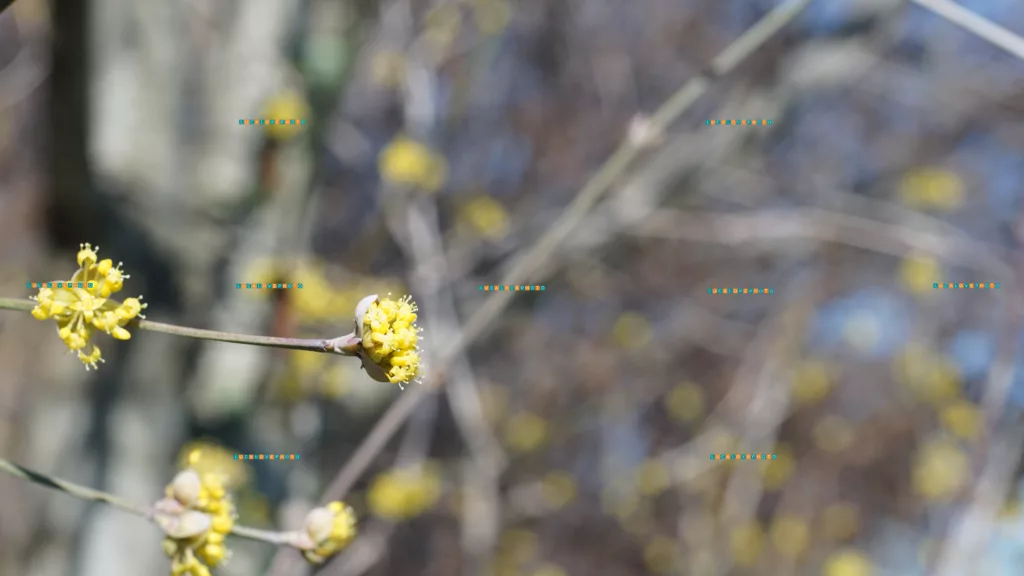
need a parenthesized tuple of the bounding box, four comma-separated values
(940, 399, 982, 440)
(300, 501, 358, 564)
(612, 312, 653, 350)
(664, 381, 705, 423)
(899, 253, 941, 296)
(823, 549, 873, 576)
(367, 463, 442, 520)
(157, 451, 237, 575)
(378, 135, 448, 191)
(263, 91, 310, 141)
(470, 0, 512, 35)
(820, 502, 860, 541)
(770, 514, 810, 558)
(503, 412, 548, 453)
(459, 195, 511, 240)
(791, 360, 837, 406)
(30, 243, 146, 369)
(912, 437, 969, 501)
(357, 294, 423, 386)
(540, 471, 576, 509)
(761, 444, 796, 490)
(643, 535, 680, 574)
(730, 522, 764, 567)
(635, 459, 671, 497)
(898, 167, 964, 211)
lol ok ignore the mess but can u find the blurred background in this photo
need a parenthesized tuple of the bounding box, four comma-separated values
(1, 0, 1024, 574)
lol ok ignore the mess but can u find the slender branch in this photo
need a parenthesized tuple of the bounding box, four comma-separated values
(0, 457, 150, 517)
(0, 457, 303, 547)
(910, 0, 1024, 62)
(0, 297, 362, 354)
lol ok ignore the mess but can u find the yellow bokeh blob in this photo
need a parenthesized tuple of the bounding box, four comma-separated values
(503, 412, 549, 453)
(898, 252, 941, 296)
(378, 135, 448, 192)
(898, 167, 964, 211)
(771, 514, 810, 559)
(730, 522, 764, 567)
(823, 549, 873, 576)
(820, 502, 860, 541)
(665, 381, 705, 423)
(459, 196, 511, 240)
(643, 536, 680, 574)
(263, 91, 310, 141)
(791, 360, 837, 406)
(612, 312, 653, 350)
(912, 438, 969, 501)
(939, 399, 982, 440)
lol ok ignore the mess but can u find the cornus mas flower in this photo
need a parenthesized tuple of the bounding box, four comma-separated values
(30, 243, 146, 369)
(292, 501, 358, 564)
(351, 294, 423, 387)
(155, 451, 236, 576)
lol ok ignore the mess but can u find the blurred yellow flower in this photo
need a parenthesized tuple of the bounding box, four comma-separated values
(379, 135, 448, 191)
(635, 459, 671, 497)
(665, 381, 705, 423)
(898, 167, 964, 211)
(730, 522, 764, 567)
(643, 535, 680, 574)
(912, 438, 969, 501)
(893, 344, 960, 406)
(613, 312, 653, 350)
(791, 360, 837, 406)
(899, 253, 941, 296)
(263, 91, 310, 141)
(503, 412, 548, 453)
(176, 442, 250, 490)
(823, 549, 873, 576)
(940, 399, 982, 440)
(371, 50, 407, 88)
(470, 0, 512, 35)
(540, 471, 576, 509)
(814, 414, 856, 453)
(770, 514, 810, 559)
(762, 444, 796, 490)
(820, 502, 860, 541)
(459, 195, 511, 240)
(423, 4, 462, 60)
(499, 528, 538, 564)
(367, 463, 442, 520)
(532, 563, 568, 576)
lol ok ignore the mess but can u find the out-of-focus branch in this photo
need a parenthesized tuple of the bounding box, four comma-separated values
(910, 0, 1024, 62)
(633, 208, 1014, 280)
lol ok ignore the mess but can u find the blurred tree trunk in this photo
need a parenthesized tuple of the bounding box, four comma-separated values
(47, 0, 96, 247)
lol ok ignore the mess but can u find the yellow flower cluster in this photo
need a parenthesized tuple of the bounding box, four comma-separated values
(378, 135, 448, 192)
(30, 243, 146, 369)
(367, 464, 442, 520)
(158, 452, 236, 576)
(359, 294, 422, 385)
(299, 501, 358, 564)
